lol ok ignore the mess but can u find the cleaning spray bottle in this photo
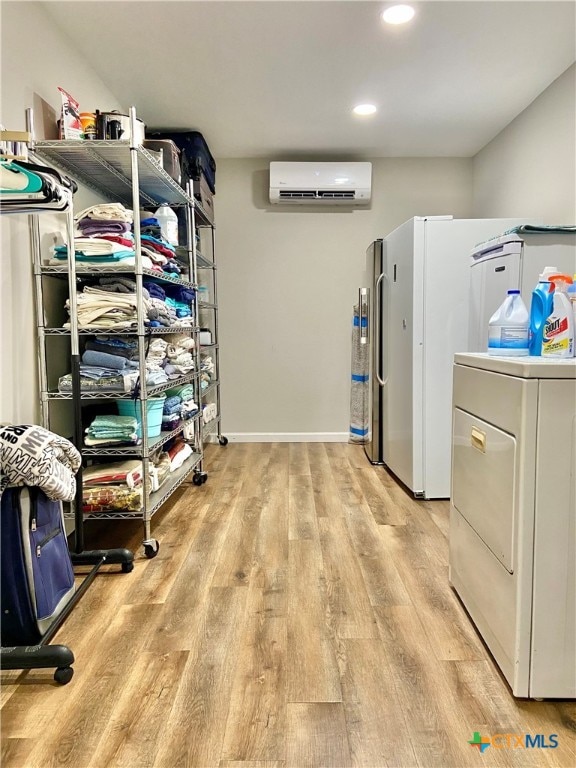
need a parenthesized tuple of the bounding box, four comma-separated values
(529, 266, 558, 356)
(542, 274, 575, 358)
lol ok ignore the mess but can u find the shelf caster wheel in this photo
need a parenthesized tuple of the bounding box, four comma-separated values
(143, 540, 160, 559)
(193, 471, 207, 486)
(121, 561, 134, 574)
(54, 666, 74, 685)
(218, 436, 229, 446)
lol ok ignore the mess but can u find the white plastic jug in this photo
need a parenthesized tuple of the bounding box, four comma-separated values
(488, 290, 529, 356)
(154, 204, 179, 246)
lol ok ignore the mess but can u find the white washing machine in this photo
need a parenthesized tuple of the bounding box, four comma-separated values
(449, 353, 576, 699)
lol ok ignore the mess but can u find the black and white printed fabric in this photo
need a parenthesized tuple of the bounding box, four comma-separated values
(0, 424, 81, 502)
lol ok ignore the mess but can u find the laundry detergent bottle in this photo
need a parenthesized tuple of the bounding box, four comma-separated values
(542, 274, 575, 358)
(529, 266, 558, 355)
(488, 289, 529, 356)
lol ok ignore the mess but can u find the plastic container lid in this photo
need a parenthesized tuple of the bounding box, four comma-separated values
(538, 266, 559, 281)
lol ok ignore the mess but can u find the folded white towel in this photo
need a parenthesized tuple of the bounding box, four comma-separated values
(75, 203, 133, 223)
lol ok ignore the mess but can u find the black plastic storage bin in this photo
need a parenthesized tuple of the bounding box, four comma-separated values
(146, 130, 216, 194)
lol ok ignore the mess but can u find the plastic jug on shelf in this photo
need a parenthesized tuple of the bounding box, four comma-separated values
(488, 289, 529, 356)
(154, 203, 179, 246)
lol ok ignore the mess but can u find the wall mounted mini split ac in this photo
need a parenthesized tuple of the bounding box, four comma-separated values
(269, 161, 372, 205)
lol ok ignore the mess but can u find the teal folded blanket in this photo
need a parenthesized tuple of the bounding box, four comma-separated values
(54, 247, 136, 262)
(504, 224, 576, 235)
(165, 384, 195, 400)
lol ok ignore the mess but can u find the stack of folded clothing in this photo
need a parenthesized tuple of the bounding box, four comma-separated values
(160, 382, 199, 435)
(58, 365, 138, 394)
(82, 459, 146, 514)
(150, 449, 171, 490)
(166, 436, 193, 472)
(199, 354, 214, 391)
(140, 231, 181, 276)
(165, 382, 198, 419)
(84, 415, 140, 447)
(202, 402, 218, 425)
(161, 395, 183, 432)
(51, 203, 150, 269)
(164, 284, 195, 321)
(145, 337, 169, 386)
(65, 288, 140, 330)
(165, 335, 195, 378)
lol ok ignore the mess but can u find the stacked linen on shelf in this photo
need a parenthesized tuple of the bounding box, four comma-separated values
(84, 415, 140, 447)
(150, 450, 171, 490)
(143, 282, 178, 328)
(199, 354, 214, 391)
(166, 436, 193, 471)
(202, 402, 218, 425)
(143, 281, 195, 329)
(65, 289, 140, 331)
(82, 460, 146, 514)
(165, 335, 195, 378)
(51, 202, 154, 269)
(165, 284, 195, 321)
(145, 337, 169, 386)
(162, 395, 183, 432)
(163, 382, 198, 437)
(140, 227, 182, 276)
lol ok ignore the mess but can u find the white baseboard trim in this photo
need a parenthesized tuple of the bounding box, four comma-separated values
(225, 432, 349, 443)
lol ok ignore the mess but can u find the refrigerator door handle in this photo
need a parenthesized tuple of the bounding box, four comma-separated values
(381, 273, 390, 386)
(375, 273, 386, 386)
(359, 288, 368, 344)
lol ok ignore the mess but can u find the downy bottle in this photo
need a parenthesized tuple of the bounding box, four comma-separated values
(542, 274, 575, 358)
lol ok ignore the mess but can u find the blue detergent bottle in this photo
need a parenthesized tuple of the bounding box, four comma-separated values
(529, 266, 558, 356)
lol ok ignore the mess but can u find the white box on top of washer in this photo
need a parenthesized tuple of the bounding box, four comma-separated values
(468, 231, 576, 352)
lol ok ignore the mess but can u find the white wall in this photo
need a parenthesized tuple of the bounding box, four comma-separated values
(0, 1, 123, 424)
(473, 64, 576, 222)
(215, 158, 473, 440)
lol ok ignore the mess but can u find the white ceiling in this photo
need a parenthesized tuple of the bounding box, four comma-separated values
(41, 0, 575, 159)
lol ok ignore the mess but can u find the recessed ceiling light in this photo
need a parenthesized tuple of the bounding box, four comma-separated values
(381, 4, 415, 25)
(353, 104, 377, 116)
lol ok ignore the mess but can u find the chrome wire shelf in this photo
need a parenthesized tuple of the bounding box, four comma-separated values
(198, 301, 218, 310)
(33, 141, 193, 208)
(195, 252, 216, 269)
(39, 264, 195, 290)
(43, 326, 200, 336)
(201, 379, 220, 399)
(81, 413, 200, 456)
(46, 371, 198, 400)
(66, 453, 202, 520)
(202, 416, 221, 436)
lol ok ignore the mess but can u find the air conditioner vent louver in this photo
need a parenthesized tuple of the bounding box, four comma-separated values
(278, 190, 356, 200)
(279, 190, 316, 199)
(317, 190, 355, 199)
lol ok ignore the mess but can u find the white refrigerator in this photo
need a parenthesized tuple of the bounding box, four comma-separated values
(363, 215, 534, 498)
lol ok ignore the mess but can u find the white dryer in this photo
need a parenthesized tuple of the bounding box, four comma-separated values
(449, 353, 576, 699)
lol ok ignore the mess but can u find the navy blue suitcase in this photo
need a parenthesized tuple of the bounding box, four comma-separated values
(1, 486, 75, 646)
(146, 130, 216, 193)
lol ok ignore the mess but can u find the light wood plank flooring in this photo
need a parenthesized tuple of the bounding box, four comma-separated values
(1, 443, 575, 768)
